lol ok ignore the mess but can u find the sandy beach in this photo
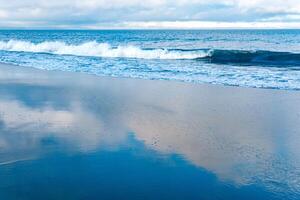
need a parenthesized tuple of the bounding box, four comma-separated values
(0, 63, 300, 199)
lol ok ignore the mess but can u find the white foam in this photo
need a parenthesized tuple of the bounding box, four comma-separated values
(0, 40, 208, 60)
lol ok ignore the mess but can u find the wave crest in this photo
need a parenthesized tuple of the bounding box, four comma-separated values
(0, 40, 208, 60)
(1, 40, 299, 66)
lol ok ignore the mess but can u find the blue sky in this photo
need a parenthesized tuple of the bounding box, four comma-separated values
(0, 0, 300, 29)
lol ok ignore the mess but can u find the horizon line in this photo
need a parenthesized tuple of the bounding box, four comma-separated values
(1, 21, 300, 30)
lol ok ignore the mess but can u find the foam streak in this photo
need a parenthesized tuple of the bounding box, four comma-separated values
(0, 40, 208, 60)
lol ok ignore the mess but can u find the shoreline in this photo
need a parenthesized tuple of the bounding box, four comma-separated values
(1, 62, 299, 93)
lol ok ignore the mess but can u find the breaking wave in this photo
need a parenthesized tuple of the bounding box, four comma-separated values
(0, 40, 208, 60)
(0, 40, 299, 67)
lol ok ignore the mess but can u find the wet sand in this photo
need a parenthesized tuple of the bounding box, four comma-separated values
(0, 63, 300, 200)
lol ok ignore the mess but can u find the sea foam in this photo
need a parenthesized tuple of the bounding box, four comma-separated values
(0, 40, 209, 60)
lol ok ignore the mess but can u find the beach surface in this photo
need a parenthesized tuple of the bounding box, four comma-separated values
(0, 63, 300, 200)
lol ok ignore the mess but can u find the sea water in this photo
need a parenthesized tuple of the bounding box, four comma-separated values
(0, 29, 299, 90)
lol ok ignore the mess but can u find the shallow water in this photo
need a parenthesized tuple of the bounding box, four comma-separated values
(0, 65, 300, 199)
(0, 30, 300, 90)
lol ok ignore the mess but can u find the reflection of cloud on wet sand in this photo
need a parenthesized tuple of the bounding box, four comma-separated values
(0, 65, 300, 196)
(126, 86, 300, 194)
(0, 98, 124, 167)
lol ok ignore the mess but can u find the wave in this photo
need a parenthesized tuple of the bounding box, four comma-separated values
(0, 40, 299, 67)
(0, 40, 208, 60)
(199, 50, 300, 67)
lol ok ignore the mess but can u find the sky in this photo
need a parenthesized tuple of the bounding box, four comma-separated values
(0, 0, 300, 29)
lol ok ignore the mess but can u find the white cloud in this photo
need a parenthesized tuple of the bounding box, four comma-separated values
(117, 21, 300, 29)
(0, 0, 299, 28)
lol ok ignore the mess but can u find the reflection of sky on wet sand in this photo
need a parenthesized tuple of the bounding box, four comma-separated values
(0, 64, 300, 199)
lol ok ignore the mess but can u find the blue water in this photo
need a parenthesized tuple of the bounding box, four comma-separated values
(0, 30, 300, 90)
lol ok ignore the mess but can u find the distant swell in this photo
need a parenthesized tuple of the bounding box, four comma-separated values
(0, 40, 299, 66)
(199, 50, 300, 67)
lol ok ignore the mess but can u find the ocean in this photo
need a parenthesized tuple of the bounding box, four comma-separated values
(0, 29, 299, 90)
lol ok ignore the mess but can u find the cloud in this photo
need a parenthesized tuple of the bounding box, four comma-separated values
(114, 21, 300, 29)
(0, 1, 299, 28)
